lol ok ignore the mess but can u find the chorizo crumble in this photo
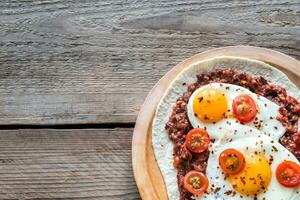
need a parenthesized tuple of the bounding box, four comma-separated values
(165, 68, 300, 200)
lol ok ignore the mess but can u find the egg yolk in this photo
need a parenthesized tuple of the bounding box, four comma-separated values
(193, 88, 228, 123)
(227, 153, 272, 196)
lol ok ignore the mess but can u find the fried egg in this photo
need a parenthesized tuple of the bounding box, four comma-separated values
(198, 124, 300, 200)
(187, 83, 285, 141)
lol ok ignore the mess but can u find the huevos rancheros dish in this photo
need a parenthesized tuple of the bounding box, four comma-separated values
(152, 56, 300, 200)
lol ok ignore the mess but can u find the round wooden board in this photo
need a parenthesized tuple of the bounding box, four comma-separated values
(132, 46, 300, 200)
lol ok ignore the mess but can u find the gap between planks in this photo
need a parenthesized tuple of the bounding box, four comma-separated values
(0, 123, 135, 130)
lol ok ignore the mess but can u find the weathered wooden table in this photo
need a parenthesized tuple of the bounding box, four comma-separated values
(0, 1, 299, 199)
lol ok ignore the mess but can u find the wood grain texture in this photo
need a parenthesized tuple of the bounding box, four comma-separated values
(0, 128, 139, 200)
(0, 0, 299, 125)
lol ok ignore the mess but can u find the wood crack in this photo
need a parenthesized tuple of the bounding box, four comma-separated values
(0, 123, 135, 130)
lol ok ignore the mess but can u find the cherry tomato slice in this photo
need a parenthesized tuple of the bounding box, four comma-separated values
(219, 148, 245, 175)
(232, 95, 257, 123)
(184, 170, 209, 196)
(276, 161, 300, 187)
(185, 128, 210, 153)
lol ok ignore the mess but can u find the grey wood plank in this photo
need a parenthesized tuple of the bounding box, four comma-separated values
(0, 0, 299, 125)
(0, 128, 140, 200)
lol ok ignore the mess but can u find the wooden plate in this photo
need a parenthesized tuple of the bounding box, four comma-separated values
(132, 46, 300, 200)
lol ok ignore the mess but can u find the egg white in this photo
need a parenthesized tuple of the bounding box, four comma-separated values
(187, 83, 285, 141)
(195, 123, 300, 200)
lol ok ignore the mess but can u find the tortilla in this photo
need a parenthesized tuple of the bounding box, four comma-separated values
(152, 56, 300, 200)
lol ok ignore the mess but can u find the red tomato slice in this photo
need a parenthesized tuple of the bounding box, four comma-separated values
(219, 148, 245, 175)
(232, 95, 257, 123)
(184, 170, 209, 196)
(185, 128, 210, 153)
(276, 161, 300, 187)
